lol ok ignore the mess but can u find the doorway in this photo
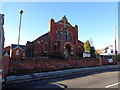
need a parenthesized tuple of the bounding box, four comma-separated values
(65, 44, 71, 59)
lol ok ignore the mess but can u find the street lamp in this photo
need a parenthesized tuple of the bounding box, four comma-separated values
(15, 10, 23, 75)
(18, 10, 23, 46)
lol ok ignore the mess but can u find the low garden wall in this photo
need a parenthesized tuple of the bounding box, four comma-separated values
(7, 57, 108, 75)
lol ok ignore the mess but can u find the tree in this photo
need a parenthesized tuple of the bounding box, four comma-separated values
(84, 40, 91, 52)
(117, 54, 120, 62)
(90, 46, 96, 57)
(84, 40, 96, 57)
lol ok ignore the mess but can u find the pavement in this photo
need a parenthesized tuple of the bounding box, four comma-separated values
(6, 65, 120, 84)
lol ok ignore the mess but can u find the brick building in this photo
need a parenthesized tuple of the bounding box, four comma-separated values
(4, 44, 26, 59)
(25, 16, 84, 59)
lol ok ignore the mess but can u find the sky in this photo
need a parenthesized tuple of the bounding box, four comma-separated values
(1, 2, 118, 50)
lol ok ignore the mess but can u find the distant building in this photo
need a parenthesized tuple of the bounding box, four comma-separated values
(96, 45, 114, 56)
(25, 16, 84, 59)
(4, 44, 26, 59)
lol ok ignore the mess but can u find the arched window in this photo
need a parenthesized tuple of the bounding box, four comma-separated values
(55, 45, 57, 51)
(54, 44, 58, 51)
(44, 43, 48, 51)
(78, 46, 81, 51)
(57, 31, 61, 40)
(62, 28, 67, 42)
(41, 47, 43, 55)
(68, 33, 72, 41)
(16, 50, 20, 55)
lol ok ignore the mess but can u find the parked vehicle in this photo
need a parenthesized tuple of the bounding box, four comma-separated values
(0, 70, 7, 87)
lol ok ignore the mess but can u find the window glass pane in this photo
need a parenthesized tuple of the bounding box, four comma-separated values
(54, 45, 57, 51)
(62, 28, 67, 41)
(16, 50, 19, 55)
(68, 33, 71, 41)
(57, 31, 60, 40)
(45, 44, 47, 51)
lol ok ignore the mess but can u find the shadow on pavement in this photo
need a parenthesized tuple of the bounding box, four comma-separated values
(2, 70, 119, 89)
(2, 80, 67, 89)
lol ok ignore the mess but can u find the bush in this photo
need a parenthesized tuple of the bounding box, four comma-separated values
(48, 52, 64, 60)
(117, 54, 120, 62)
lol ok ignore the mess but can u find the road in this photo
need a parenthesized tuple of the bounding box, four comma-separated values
(4, 71, 119, 89)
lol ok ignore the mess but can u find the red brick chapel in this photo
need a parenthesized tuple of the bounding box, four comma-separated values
(25, 16, 84, 59)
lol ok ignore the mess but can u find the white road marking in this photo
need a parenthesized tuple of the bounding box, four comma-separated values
(106, 82, 120, 88)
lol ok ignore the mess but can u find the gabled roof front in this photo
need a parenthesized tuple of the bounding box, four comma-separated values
(4, 46, 10, 51)
(96, 49, 104, 54)
(11, 44, 26, 51)
(96, 45, 114, 55)
(56, 15, 72, 27)
(62, 15, 68, 21)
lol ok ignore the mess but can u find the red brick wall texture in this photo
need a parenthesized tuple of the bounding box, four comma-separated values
(7, 58, 108, 75)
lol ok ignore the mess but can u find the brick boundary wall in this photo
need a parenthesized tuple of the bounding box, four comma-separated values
(5, 57, 109, 75)
(2, 56, 9, 75)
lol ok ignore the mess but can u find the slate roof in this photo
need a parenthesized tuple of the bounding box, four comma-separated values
(78, 40, 84, 44)
(40, 32, 50, 39)
(96, 45, 113, 54)
(35, 33, 84, 44)
(11, 44, 26, 51)
(35, 32, 50, 41)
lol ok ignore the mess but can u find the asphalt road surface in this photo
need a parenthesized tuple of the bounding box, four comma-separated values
(4, 71, 119, 89)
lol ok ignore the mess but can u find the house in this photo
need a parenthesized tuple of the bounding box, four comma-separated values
(4, 44, 26, 59)
(25, 16, 84, 59)
(96, 49, 104, 55)
(96, 45, 115, 58)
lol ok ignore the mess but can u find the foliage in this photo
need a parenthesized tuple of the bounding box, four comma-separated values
(48, 52, 64, 60)
(90, 47, 95, 54)
(90, 46, 96, 57)
(84, 40, 96, 57)
(84, 40, 91, 52)
(117, 54, 120, 62)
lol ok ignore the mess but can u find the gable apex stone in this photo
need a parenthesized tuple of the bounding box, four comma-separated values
(62, 15, 67, 21)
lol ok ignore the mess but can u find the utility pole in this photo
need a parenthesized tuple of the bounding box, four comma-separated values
(15, 10, 23, 75)
(114, 25, 117, 64)
(0, 14, 4, 69)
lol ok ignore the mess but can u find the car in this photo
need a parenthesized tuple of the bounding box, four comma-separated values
(0, 70, 7, 87)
